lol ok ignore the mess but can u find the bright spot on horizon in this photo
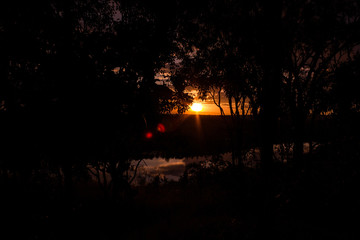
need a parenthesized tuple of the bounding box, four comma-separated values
(190, 103, 203, 112)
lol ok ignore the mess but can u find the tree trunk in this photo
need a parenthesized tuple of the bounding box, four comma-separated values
(0, 39, 14, 112)
(293, 111, 305, 167)
(234, 118, 243, 167)
(260, 0, 282, 173)
(256, 1, 282, 238)
(62, 163, 73, 200)
(308, 113, 316, 163)
(61, 0, 76, 204)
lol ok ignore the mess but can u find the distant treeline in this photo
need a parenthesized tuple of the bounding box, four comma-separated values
(138, 113, 360, 158)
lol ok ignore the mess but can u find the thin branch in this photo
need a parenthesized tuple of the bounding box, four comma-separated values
(87, 167, 98, 178)
(102, 166, 108, 190)
(218, 88, 225, 116)
(210, 86, 225, 115)
(229, 96, 234, 117)
(129, 159, 143, 184)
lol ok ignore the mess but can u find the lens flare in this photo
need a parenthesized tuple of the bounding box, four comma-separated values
(145, 132, 153, 139)
(157, 123, 166, 133)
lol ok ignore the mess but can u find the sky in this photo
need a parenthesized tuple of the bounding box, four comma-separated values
(183, 88, 233, 115)
(114, 65, 251, 115)
(155, 67, 241, 115)
(185, 101, 222, 115)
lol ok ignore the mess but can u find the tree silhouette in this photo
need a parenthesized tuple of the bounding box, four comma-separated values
(173, 0, 281, 169)
(173, 0, 360, 170)
(0, 0, 189, 202)
(280, 0, 360, 164)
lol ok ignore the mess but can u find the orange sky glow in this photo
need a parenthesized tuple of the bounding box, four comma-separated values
(154, 67, 251, 115)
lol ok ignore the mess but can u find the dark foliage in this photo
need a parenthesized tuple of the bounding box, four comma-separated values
(1, 0, 360, 239)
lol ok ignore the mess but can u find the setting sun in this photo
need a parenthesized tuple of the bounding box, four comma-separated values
(190, 102, 203, 112)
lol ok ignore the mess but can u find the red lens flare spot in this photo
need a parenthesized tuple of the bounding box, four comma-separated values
(157, 123, 166, 133)
(145, 132, 153, 139)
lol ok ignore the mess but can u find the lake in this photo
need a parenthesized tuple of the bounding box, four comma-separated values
(130, 142, 316, 185)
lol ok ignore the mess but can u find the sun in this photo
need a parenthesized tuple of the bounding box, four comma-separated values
(190, 102, 203, 112)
